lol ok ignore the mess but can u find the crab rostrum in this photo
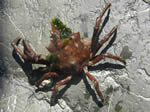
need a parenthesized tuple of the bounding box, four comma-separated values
(11, 3, 126, 105)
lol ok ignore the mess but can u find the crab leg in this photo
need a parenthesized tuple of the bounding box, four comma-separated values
(35, 72, 59, 87)
(83, 67, 104, 102)
(51, 76, 72, 105)
(89, 53, 126, 66)
(91, 26, 118, 57)
(11, 37, 48, 64)
(91, 3, 111, 52)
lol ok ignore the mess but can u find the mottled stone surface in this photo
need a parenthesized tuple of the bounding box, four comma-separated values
(0, 0, 150, 112)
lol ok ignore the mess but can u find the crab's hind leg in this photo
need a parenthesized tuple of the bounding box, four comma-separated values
(91, 3, 111, 52)
(51, 76, 72, 105)
(11, 37, 48, 64)
(91, 26, 118, 57)
(89, 53, 126, 66)
(83, 67, 104, 102)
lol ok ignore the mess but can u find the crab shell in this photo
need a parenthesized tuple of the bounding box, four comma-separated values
(47, 32, 91, 73)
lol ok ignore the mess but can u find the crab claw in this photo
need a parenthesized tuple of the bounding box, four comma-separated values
(11, 37, 22, 46)
(11, 37, 27, 60)
(11, 37, 48, 64)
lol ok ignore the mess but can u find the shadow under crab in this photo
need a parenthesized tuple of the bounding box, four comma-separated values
(11, 3, 126, 106)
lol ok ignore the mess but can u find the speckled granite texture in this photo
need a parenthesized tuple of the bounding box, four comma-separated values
(0, 0, 150, 112)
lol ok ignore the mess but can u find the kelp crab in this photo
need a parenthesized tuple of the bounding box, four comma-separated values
(11, 3, 126, 105)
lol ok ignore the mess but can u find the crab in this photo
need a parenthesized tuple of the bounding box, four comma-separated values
(11, 3, 126, 105)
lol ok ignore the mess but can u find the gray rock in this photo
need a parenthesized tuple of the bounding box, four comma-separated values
(0, 0, 150, 112)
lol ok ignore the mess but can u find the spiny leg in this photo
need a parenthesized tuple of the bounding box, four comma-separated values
(83, 67, 104, 102)
(91, 26, 118, 57)
(91, 3, 111, 52)
(89, 53, 126, 66)
(35, 72, 59, 88)
(51, 76, 72, 105)
(11, 37, 48, 64)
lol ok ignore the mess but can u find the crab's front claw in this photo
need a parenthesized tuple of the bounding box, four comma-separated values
(11, 37, 25, 58)
(22, 39, 39, 62)
(11, 37, 48, 65)
(11, 37, 22, 46)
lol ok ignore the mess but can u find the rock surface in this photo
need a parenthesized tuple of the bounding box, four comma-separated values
(0, 0, 150, 112)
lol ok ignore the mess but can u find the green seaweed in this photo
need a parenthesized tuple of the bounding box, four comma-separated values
(45, 54, 59, 71)
(62, 39, 69, 47)
(51, 17, 72, 39)
(51, 17, 65, 29)
(60, 27, 72, 38)
(46, 55, 58, 63)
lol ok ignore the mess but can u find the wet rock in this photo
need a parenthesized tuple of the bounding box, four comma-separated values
(0, 0, 150, 112)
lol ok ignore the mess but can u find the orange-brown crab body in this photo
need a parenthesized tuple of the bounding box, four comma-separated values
(47, 33, 91, 73)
